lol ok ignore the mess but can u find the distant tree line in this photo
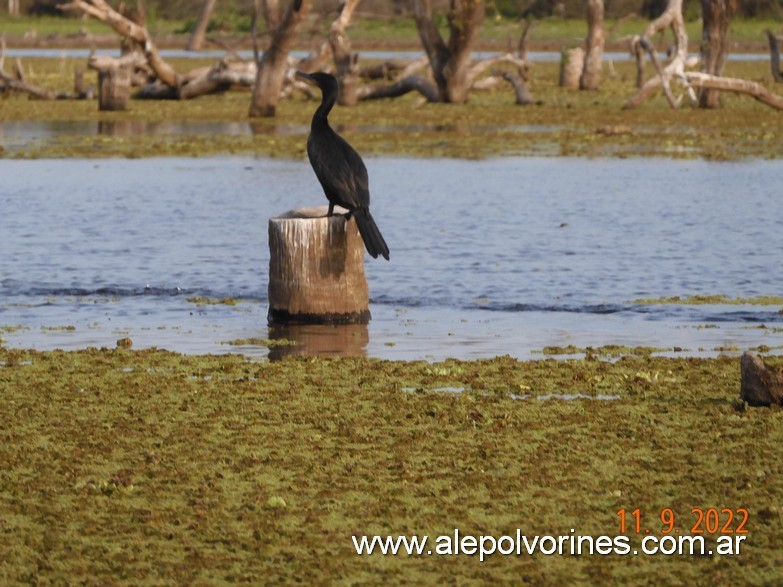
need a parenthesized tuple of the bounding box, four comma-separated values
(11, 0, 783, 20)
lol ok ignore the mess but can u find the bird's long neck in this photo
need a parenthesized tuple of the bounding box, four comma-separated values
(312, 89, 337, 129)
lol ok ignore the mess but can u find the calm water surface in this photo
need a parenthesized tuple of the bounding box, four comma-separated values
(1, 157, 781, 359)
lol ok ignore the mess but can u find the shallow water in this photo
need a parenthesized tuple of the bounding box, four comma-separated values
(0, 120, 560, 154)
(1, 156, 782, 360)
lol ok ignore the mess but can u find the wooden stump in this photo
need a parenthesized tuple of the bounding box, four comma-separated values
(740, 351, 783, 407)
(268, 205, 370, 325)
(559, 47, 585, 89)
(98, 65, 131, 111)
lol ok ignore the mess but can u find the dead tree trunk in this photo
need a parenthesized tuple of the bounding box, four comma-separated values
(329, 0, 363, 106)
(187, 0, 219, 51)
(413, 0, 485, 103)
(248, 0, 310, 117)
(8, 0, 20, 16)
(89, 52, 146, 109)
(559, 47, 584, 88)
(699, 0, 736, 108)
(580, 0, 605, 90)
(359, 75, 440, 101)
(766, 30, 783, 82)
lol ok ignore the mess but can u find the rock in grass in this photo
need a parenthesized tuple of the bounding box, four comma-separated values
(740, 351, 783, 406)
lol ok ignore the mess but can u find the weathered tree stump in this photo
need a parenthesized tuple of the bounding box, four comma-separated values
(740, 351, 783, 407)
(559, 47, 585, 89)
(268, 205, 370, 325)
(98, 65, 131, 111)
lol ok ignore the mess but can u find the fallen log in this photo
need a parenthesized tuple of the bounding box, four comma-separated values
(685, 72, 783, 110)
(359, 75, 439, 102)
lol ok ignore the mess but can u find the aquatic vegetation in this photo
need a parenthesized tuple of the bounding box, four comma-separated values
(1, 348, 781, 584)
(539, 345, 668, 357)
(224, 337, 297, 347)
(186, 296, 242, 306)
(634, 295, 783, 306)
(0, 325, 29, 333)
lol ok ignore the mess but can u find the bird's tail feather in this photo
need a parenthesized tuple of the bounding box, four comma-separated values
(354, 209, 390, 260)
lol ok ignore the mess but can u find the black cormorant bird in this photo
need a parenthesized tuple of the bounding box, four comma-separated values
(295, 71, 390, 261)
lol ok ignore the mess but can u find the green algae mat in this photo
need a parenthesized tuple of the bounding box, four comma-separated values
(1, 348, 781, 584)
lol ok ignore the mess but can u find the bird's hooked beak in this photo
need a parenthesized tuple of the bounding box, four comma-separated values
(295, 71, 314, 84)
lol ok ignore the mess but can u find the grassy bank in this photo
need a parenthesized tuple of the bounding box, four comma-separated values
(0, 347, 781, 584)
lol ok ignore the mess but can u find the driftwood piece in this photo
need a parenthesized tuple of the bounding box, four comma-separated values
(268, 206, 370, 325)
(740, 352, 783, 407)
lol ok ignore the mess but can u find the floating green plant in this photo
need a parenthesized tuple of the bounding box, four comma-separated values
(186, 296, 241, 306)
(1, 348, 781, 584)
(224, 337, 297, 347)
(634, 295, 783, 306)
